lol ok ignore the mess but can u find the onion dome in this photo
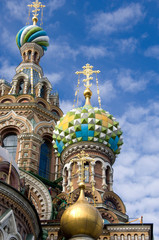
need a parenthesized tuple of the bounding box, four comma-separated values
(53, 63, 123, 157)
(61, 182, 103, 239)
(53, 105, 123, 156)
(16, 25, 49, 51)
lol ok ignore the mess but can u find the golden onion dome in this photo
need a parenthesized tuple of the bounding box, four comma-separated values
(61, 182, 103, 239)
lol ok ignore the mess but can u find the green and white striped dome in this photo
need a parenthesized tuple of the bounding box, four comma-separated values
(53, 105, 123, 157)
(16, 25, 49, 51)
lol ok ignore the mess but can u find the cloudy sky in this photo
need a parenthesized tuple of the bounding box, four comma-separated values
(0, 0, 159, 238)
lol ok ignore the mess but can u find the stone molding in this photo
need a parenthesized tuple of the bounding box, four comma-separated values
(20, 169, 52, 220)
(0, 181, 41, 238)
(61, 142, 115, 164)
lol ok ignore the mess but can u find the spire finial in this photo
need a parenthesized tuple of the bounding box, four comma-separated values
(75, 63, 100, 106)
(28, 0, 45, 25)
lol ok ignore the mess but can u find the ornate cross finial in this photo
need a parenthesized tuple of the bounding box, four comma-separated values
(75, 64, 101, 107)
(28, 0, 45, 25)
(75, 63, 100, 89)
(71, 150, 94, 184)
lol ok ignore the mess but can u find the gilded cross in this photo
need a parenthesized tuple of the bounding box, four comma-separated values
(71, 150, 94, 183)
(75, 63, 100, 89)
(28, 0, 45, 23)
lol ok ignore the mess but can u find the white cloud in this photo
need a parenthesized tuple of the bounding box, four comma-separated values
(45, 72, 63, 85)
(116, 69, 159, 93)
(47, 42, 79, 60)
(116, 38, 138, 53)
(145, 45, 159, 60)
(80, 46, 113, 59)
(1, 27, 18, 54)
(5, 0, 27, 22)
(59, 100, 74, 114)
(113, 101, 159, 237)
(0, 60, 16, 81)
(47, 0, 65, 15)
(90, 3, 145, 35)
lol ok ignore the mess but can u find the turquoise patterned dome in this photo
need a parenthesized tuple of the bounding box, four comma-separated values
(53, 105, 123, 157)
(16, 25, 49, 51)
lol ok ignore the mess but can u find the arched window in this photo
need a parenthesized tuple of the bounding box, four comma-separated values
(50, 234, 54, 240)
(141, 234, 145, 240)
(120, 234, 124, 240)
(39, 140, 52, 179)
(34, 52, 38, 62)
(2, 134, 17, 161)
(84, 162, 89, 183)
(40, 85, 45, 98)
(127, 234, 131, 240)
(114, 234, 118, 240)
(19, 79, 24, 94)
(134, 234, 138, 240)
(28, 50, 31, 60)
(106, 166, 110, 185)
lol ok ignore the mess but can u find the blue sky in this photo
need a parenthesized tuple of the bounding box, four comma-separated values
(0, 0, 159, 238)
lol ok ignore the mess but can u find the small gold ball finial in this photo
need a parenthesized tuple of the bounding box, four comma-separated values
(84, 88, 92, 105)
(32, 16, 38, 25)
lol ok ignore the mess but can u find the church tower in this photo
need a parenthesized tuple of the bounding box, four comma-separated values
(0, 1, 63, 181)
(53, 63, 127, 224)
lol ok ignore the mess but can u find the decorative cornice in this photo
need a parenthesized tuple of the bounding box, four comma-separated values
(16, 62, 43, 76)
(107, 225, 151, 232)
(61, 142, 115, 165)
(0, 102, 60, 121)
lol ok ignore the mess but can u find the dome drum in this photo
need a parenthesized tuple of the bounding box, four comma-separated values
(61, 141, 115, 165)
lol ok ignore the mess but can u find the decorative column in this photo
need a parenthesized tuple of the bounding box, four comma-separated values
(23, 79, 29, 94)
(37, 83, 43, 97)
(1, 84, 5, 96)
(67, 163, 72, 192)
(90, 161, 96, 187)
(102, 165, 107, 190)
(46, 87, 51, 102)
(109, 170, 113, 191)
(12, 81, 17, 94)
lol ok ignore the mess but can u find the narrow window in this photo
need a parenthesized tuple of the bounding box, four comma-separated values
(84, 162, 89, 183)
(2, 134, 17, 161)
(39, 140, 52, 179)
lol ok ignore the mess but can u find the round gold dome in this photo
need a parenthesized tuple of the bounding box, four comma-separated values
(61, 183, 103, 239)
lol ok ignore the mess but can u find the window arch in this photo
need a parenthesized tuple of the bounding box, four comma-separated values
(120, 234, 124, 240)
(18, 79, 24, 94)
(134, 234, 138, 240)
(39, 139, 52, 179)
(141, 234, 145, 240)
(50, 234, 54, 240)
(114, 234, 118, 240)
(28, 50, 31, 60)
(127, 234, 131, 240)
(84, 162, 89, 183)
(2, 133, 17, 161)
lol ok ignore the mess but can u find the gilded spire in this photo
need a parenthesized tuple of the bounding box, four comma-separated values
(75, 63, 100, 106)
(28, 0, 45, 25)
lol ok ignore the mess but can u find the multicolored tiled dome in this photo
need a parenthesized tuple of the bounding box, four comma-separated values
(16, 25, 49, 51)
(53, 105, 123, 157)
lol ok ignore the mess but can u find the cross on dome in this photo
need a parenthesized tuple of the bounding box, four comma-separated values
(76, 63, 100, 89)
(28, 0, 45, 25)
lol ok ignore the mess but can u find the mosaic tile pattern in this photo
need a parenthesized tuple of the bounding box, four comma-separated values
(53, 105, 123, 156)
